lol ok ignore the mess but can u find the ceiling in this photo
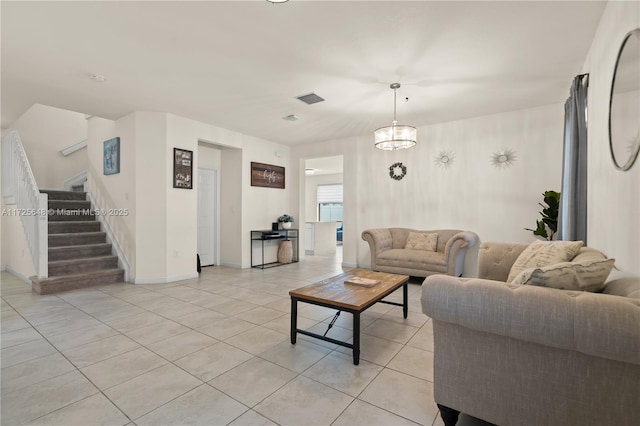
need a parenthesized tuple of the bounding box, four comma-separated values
(1, 1, 606, 146)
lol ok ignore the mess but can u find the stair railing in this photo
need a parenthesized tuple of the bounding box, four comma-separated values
(1, 130, 48, 278)
(85, 162, 132, 282)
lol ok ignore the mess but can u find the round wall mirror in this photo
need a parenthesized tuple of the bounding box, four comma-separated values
(609, 28, 640, 171)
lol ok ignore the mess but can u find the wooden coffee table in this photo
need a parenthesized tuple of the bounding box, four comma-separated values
(289, 269, 410, 365)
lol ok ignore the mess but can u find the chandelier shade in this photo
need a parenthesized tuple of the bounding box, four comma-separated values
(374, 124, 417, 150)
(374, 83, 417, 150)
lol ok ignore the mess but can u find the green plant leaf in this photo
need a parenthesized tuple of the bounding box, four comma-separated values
(533, 220, 549, 238)
(527, 190, 559, 240)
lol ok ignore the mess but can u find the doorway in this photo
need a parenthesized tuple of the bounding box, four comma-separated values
(304, 155, 344, 261)
(197, 168, 219, 266)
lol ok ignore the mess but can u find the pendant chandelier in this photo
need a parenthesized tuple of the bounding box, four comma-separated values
(374, 83, 417, 150)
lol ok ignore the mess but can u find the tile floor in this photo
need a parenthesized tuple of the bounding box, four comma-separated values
(1, 250, 491, 426)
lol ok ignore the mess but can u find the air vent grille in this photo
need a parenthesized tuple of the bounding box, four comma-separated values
(296, 93, 325, 105)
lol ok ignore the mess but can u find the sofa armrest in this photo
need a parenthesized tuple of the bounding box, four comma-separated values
(361, 229, 393, 270)
(421, 275, 640, 365)
(477, 242, 528, 281)
(443, 231, 478, 276)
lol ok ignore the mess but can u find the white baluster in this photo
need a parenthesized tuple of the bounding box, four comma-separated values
(1, 131, 48, 278)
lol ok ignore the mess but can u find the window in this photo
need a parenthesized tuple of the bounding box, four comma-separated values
(319, 203, 343, 221)
(317, 184, 343, 221)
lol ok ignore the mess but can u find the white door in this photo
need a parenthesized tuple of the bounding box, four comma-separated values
(198, 168, 218, 266)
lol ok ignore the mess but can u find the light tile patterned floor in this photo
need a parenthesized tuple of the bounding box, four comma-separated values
(0, 250, 491, 425)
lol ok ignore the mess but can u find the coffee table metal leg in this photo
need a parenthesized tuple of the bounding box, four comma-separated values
(353, 312, 360, 365)
(291, 298, 297, 344)
(403, 282, 408, 319)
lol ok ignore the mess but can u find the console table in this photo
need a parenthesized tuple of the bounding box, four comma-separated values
(251, 229, 299, 269)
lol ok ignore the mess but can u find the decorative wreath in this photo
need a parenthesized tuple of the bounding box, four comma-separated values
(389, 162, 407, 181)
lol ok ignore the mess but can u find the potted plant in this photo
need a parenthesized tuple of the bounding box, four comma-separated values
(525, 190, 560, 240)
(278, 214, 294, 229)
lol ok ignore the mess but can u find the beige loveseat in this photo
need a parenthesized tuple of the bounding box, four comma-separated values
(421, 242, 640, 426)
(361, 228, 478, 277)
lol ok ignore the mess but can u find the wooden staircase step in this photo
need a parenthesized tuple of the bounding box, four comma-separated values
(48, 255, 119, 277)
(49, 221, 101, 234)
(49, 243, 113, 261)
(35, 188, 125, 294)
(40, 190, 87, 201)
(48, 200, 92, 211)
(31, 269, 124, 294)
(49, 232, 106, 247)
(48, 210, 96, 222)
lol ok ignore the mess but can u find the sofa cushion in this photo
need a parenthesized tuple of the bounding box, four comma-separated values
(506, 240, 583, 283)
(571, 246, 608, 262)
(511, 258, 615, 292)
(377, 249, 447, 272)
(405, 232, 438, 251)
(602, 269, 640, 299)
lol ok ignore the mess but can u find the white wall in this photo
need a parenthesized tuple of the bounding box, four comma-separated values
(582, 0, 640, 274)
(293, 103, 564, 275)
(6, 104, 88, 189)
(165, 114, 290, 269)
(84, 112, 290, 281)
(87, 115, 137, 278)
(166, 115, 199, 279)
(220, 148, 243, 267)
(198, 142, 222, 170)
(304, 173, 344, 222)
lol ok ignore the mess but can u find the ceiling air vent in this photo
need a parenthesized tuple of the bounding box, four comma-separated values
(296, 93, 325, 105)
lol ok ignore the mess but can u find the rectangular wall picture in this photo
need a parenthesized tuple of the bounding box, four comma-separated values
(251, 162, 285, 189)
(103, 137, 120, 175)
(173, 148, 193, 189)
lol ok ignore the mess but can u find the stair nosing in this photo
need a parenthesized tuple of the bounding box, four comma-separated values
(49, 232, 106, 237)
(48, 255, 118, 265)
(49, 243, 112, 251)
(49, 220, 100, 225)
(40, 190, 86, 194)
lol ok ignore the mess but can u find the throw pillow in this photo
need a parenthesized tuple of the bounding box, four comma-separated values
(405, 232, 438, 251)
(511, 258, 615, 292)
(506, 240, 584, 283)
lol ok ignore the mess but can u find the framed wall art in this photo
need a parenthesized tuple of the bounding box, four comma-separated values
(173, 148, 193, 189)
(103, 137, 120, 175)
(251, 162, 285, 189)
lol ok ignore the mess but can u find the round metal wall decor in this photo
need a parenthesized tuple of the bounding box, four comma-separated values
(491, 148, 517, 169)
(435, 149, 455, 169)
(389, 162, 407, 180)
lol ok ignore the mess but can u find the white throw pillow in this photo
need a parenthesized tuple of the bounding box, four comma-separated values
(511, 258, 615, 292)
(507, 240, 584, 283)
(405, 232, 438, 251)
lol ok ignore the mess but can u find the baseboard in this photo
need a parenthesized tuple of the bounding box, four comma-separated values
(342, 262, 358, 268)
(219, 262, 243, 269)
(3, 266, 33, 284)
(134, 272, 199, 284)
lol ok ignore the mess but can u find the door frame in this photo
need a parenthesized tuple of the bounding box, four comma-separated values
(197, 167, 220, 267)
